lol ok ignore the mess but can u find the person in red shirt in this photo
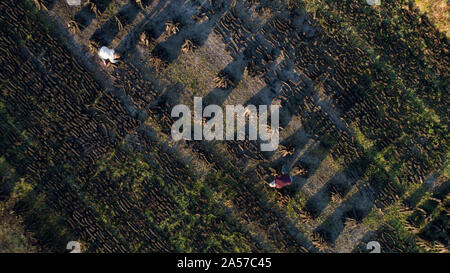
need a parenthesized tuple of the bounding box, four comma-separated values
(269, 167, 292, 189)
(269, 173, 292, 189)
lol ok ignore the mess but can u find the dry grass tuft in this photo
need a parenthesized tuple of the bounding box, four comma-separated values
(415, 0, 449, 37)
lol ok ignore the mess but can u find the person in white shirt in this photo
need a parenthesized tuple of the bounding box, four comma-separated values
(98, 46, 120, 66)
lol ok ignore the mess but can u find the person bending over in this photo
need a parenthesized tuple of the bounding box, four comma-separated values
(98, 46, 120, 66)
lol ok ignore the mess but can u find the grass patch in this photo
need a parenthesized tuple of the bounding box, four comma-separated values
(415, 0, 450, 37)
